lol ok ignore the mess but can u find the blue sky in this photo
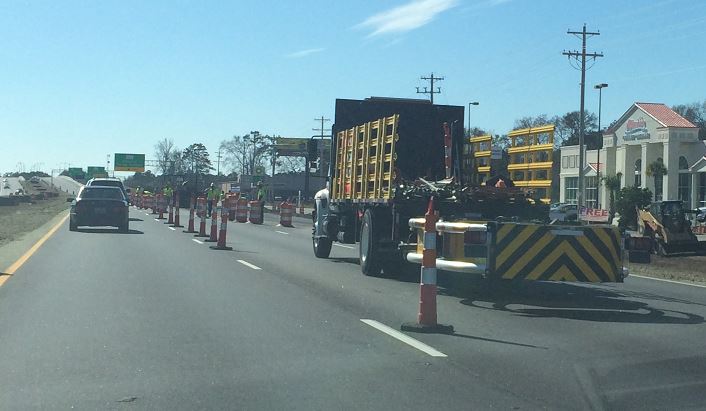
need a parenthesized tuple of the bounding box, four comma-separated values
(2, 0, 705, 175)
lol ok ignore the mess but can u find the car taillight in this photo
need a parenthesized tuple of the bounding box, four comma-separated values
(464, 231, 487, 245)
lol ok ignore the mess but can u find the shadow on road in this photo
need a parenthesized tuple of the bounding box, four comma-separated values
(436, 276, 704, 325)
(76, 228, 144, 235)
(128, 217, 143, 222)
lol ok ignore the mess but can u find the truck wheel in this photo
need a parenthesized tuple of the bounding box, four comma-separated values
(69, 221, 77, 231)
(313, 236, 332, 258)
(119, 221, 129, 233)
(360, 209, 382, 276)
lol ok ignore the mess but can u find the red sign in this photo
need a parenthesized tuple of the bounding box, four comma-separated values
(580, 207, 610, 222)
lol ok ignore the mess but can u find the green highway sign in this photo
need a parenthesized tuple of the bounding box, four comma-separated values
(114, 153, 145, 172)
(68, 167, 85, 179)
(86, 166, 107, 179)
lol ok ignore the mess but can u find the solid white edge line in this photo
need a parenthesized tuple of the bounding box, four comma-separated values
(360, 319, 447, 358)
(333, 243, 355, 249)
(192, 239, 203, 244)
(237, 260, 261, 270)
(630, 274, 706, 289)
(168, 227, 176, 231)
(275, 230, 289, 235)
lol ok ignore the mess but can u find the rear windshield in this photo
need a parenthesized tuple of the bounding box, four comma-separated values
(90, 180, 123, 188)
(80, 188, 124, 200)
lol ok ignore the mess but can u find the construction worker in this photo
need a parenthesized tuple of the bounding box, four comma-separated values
(207, 183, 218, 215)
(163, 183, 174, 206)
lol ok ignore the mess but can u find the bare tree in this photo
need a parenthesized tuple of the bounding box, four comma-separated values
(220, 132, 275, 176)
(155, 138, 176, 175)
(672, 101, 706, 140)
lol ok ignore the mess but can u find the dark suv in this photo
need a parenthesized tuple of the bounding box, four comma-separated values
(86, 178, 129, 202)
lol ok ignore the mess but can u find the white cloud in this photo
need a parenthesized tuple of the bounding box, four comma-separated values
(356, 0, 459, 37)
(285, 48, 325, 58)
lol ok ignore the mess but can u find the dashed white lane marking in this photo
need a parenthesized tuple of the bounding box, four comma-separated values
(192, 239, 203, 244)
(168, 227, 176, 231)
(154, 218, 160, 222)
(630, 274, 706, 289)
(275, 230, 289, 235)
(360, 319, 447, 358)
(237, 260, 261, 270)
(334, 243, 355, 249)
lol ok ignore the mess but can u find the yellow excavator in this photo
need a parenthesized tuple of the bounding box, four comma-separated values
(637, 200, 704, 256)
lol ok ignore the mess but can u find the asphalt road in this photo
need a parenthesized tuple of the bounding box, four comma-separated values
(1, 207, 706, 410)
(0, 177, 24, 197)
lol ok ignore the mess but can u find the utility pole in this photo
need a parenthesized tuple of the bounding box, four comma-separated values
(416, 72, 444, 104)
(313, 116, 331, 176)
(216, 148, 222, 176)
(595, 83, 608, 209)
(563, 24, 603, 208)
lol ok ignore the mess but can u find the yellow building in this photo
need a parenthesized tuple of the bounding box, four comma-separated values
(507, 124, 554, 203)
(469, 134, 492, 184)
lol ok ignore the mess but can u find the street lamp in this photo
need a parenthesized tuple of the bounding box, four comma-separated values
(594, 83, 608, 208)
(468, 102, 479, 184)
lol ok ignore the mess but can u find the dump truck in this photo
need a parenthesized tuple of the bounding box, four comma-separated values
(312, 97, 627, 283)
(637, 200, 703, 256)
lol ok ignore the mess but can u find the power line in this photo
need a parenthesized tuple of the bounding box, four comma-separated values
(416, 72, 444, 104)
(562, 24, 603, 208)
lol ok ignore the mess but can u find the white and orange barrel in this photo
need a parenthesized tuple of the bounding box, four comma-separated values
(279, 202, 293, 227)
(248, 200, 262, 224)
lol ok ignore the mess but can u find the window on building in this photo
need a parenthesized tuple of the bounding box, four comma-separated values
(535, 170, 548, 180)
(679, 156, 689, 170)
(477, 157, 489, 167)
(585, 176, 598, 209)
(513, 153, 525, 164)
(536, 151, 549, 162)
(513, 171, 525, 181)
(678, 173, 691, 204)
(537, 132, 550, 145)
(565, 177, 578, 204)
(569, 155, 576, 168)
(634, 159, 642, 187)
(562, 156, 568, 168)
(700, 173, 706, 207)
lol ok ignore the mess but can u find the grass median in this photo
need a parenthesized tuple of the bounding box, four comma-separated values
(0, 194, 71, 248)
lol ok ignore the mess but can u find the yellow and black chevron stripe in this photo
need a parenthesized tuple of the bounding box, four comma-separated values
(488, 223, 623, 283)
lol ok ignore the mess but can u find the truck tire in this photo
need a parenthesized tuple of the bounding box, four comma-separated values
(313, 236, 333, 258)
(69, 221, 77, 231)
(360, 209, 383, 276)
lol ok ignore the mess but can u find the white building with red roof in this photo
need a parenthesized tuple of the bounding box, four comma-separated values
(560, 102, 705, 209)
